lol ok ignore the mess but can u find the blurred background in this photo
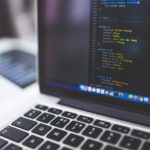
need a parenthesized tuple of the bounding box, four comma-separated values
(0, 0, 37, 88)
(0, 0, 36, 40)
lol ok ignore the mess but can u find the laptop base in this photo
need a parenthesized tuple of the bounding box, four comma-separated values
(58, 97, 150, 127)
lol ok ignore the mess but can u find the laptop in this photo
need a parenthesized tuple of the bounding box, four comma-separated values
(0, 0, 149, 149)
(0, 39, 36, 103)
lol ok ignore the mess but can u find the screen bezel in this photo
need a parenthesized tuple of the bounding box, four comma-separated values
(38, 0, 150, 116)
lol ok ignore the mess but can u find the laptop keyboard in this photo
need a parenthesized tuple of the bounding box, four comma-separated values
(0, 104, 149, 150)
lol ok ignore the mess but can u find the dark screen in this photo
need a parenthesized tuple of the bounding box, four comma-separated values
(44, 0, 90, 84)
(41, 0, 150, 106)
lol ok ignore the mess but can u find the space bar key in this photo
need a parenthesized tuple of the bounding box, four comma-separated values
(0, 126, 29, 142)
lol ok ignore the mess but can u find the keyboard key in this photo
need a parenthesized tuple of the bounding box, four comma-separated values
(35, 104, 48, 111)
(81, 139, 103, 150)
(77, 115, 93, 124)
(94, 120, 111, 128)
(120, 136, 141, 150)
(66, 121, 85, 133)
(131, 129, 150, 139)
(24, 109, 41, 119)
(63, 133, 84, 148)
(39, 141, 60, 150)
(48, 108, 62, 115)
(23, 135, 43, 148)
(12, 117, 37, 130)
(112, 124, 130, 134)
(104, 145, 122, 150)
(62, 111, 77, 119)
(82, 125, 102, 138)
(0, 126, 28, 142)
(37, 113, 55, 123)
(0, 138, 8, 148)
(141, 142, 150, 150)
(32, 123, 51, 136)
(100, 131, 121, 144)
(51, 117, 69, 128)
(47, 128, 67, 141)
(61, 147, 73, 150)
(4, 143, 22, 150)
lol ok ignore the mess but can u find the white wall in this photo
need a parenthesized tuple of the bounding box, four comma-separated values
(7, 0, 35, 40)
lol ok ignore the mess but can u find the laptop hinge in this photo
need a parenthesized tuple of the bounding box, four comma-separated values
(58, 97, 150, 127)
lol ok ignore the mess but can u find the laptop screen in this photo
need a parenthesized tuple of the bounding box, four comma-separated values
(38, 0, 150, 114)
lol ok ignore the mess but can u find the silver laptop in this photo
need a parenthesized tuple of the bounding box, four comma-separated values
(0, 0, 149, 149)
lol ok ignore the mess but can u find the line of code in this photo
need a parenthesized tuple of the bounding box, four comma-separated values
(90, 0, 150, 96)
